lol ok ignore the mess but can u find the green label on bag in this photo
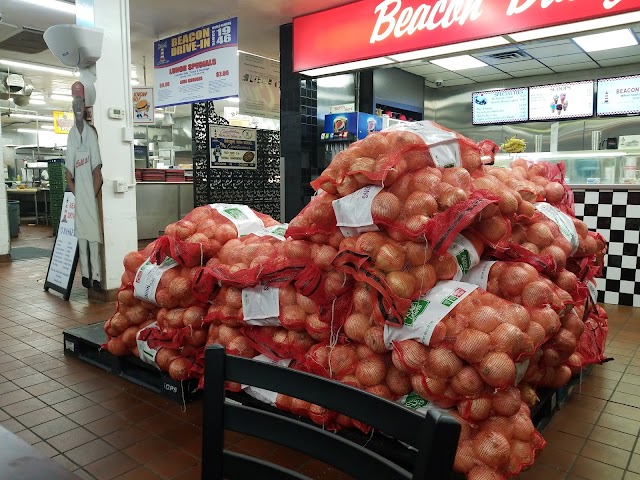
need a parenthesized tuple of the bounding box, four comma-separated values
(224, 207, 248, 220)
(404, 391, 428, 410)
(456, 250, 471, 276)
(404, 300, 430, 326)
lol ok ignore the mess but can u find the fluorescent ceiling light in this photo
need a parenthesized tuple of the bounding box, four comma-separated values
(227, 97, 240, 103)
(301, 57, 394, 77)
(9, 113, 54, 122)
(238, 50, 280, 62)
(51, 94, 72, 102)
(131, 70, 138, 79)
(573, 28, 638, 52)
(389, 36, 510, 62)
(29, 99, 46, 105)
(18, 0, 75, 14)
(430, 55, 487, 71)
(41, 125, 55, 130)
(0, 59, 74, 77)
(154, 113, 164, 120)
(509, 11, 640, 42)
(17, 128, 45, 134)
(31, 92, 45, 99)
(131, 79, 140, 86)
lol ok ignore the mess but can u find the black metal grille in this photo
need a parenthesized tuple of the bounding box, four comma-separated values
(192, 101, 281, 221)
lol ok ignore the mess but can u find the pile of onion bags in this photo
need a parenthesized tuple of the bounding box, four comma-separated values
(154, 204, 280, 267)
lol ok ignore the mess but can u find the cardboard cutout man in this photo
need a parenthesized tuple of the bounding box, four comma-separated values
(65, 81, 104, 291)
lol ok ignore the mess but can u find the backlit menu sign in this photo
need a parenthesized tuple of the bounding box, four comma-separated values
(472, 87, 528, 125)
(597, 75, 640, 116)
(529, 81, 594, 121)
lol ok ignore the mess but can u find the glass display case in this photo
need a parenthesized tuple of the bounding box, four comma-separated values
(493, 150, 640, 186)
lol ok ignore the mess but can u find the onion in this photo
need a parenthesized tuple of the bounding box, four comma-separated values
(288, 331, 316, 354)
(169, 276, 191, 300)
(405, 241, 433, 266)
(307, 345, 330, 369)
(530, 308, 560, 336)
(431, 254, 458, 281)
(278, 285, 297, 307)
(364, 326, 388, 354)
(308, 404, 334, 426)
(121, 326, 139, 348)
(392, 340, 428, 372)
(481, 416, 515, 441)
(541, 245, 567, 271)
(490, 323, 524, 358)
(545, 182, 565, 203)
(454, 329, 491, 364)
(168, 357, 193, 381)
(443, 167, 471, 191)
(340, 374, 362, 389)
(356, 345, 376, 360)
(512, 412, 535, 441)
(424, 347, 464, 379)
(404, 192, 439, 217)
(479, 352, 516, 388)
(411, 373, 445, 399)
(313, 245, 338, 271)
(117, 289, 138, 307)
(451, 369, 485, 401)
(554, 270, 578, 294)
(459, 397, 492, 421)
(475, 215, 509, 245)
(549, 328, 578, 354)
(305, 314, 330, 341)
(521, 281, 553, 308)
(467, 307, 501, 334)
(374, 242, 406, 272)
(344, 313, 373, 342)
(542, 347, 563, 367)
(125, 305, 149, 326)
(511, 439, 534, 466)
(281, 305, 307, 332)
(324, 271, 351, 297)
(166, 308, 186, 329)
(355, 232, 387, 256)
(472, 431, 511, 469)
(498, 265, 535, 297)
(123, 252, 146, 272)
(562, 313, 585, 341)
(218, 325, 241, 347)
(497, 191, 519, 215)
(328, 345, 358, 378)
(371, 192, 402, 224)
(336, 175, 360, 196)
(183, 306, 206, 329)
(155, 348, 180, 371)
(385, 271, 416, 299)
(353, 284, 373, 315)
(366, 384, 393, 400)
(284, 240, 312, 259)
(573, 217, 589, 238)
(438, 187, 468, 209)
(429, 322, 447, 346)
(296, 293, 318, 314)
(107, 337, 129, 356)
(525, 223, 553, 248)
(388, 175, 413, 203)
(409, 264, 438, 296)
(356, 356, 387, 387)
(385, 366, 411, 396)
(226, 336, 255, 358)
(184, 329, 207, 347)
(453, 441, 477, 475)
(111, 312, 131, 334)
(491, 387, 522, 416)
(215, 223, 238, 244)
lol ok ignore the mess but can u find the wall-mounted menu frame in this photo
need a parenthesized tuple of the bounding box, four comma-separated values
(596, 75, 640, 116)
(529, 80, 594, 121)
(472, 87, 529, 125)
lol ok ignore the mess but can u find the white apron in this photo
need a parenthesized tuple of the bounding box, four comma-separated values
(65, 120, 103, 244)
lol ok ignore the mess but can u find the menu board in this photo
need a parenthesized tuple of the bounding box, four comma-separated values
(472, 88, 529, 125)
(529, 81, 594, 121)
(597, 75, 640, 116)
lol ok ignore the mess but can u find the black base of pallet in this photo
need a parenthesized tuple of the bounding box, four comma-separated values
(63, 322, 200, 404)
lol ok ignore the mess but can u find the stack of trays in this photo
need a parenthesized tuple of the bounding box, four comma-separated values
(165, 170, 185, 183)
(135, 169, 143, 182)
(141, 169, 166, 182)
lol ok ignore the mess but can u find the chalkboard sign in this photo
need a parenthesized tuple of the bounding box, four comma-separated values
(44, 192, 79, 301)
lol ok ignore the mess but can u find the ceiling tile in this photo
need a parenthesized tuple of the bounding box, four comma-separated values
(519, 38, 573, 48)
(424, 72, 466, 82)
(467, 72, 514, 82)
(508, 67, 555, 77)
(539, 53, 594, 66)
(458, 66, 503, 76)
(597, 54, 640, 67)
(496, 59, 546, 72)
(588, 44, 640, 60)
(523, 43, 583, 58)
(551, 61, 600, 72)
(402, 63, 449, 75)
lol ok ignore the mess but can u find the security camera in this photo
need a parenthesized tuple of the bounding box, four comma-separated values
(435, 79, 444, 87)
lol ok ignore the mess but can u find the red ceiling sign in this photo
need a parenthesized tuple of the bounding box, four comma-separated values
(293, 0, 640, 72)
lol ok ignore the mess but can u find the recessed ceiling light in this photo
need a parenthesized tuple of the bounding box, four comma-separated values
(430, 55, 487, 71)
(131, 70, 138, 79)
(50, 94, 72, 102)
(131, 79, 140, 86)
(509, 11, 640, 42)
(0, 59, 74, 77)
(29, 99, 47, 105)
(17, 0, 75, 14)
(573, 28, 638, 52)
(300, 57, 394, 77)
(389, 37, 510, 62)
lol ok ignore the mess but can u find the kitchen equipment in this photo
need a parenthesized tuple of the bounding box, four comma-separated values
(591, 131, 602, 151)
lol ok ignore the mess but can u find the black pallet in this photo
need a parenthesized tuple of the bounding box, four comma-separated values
(63, 322, 200, 404)
(531, 388, 557, 431)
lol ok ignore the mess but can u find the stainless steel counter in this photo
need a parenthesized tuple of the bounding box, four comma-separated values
(136, 182, 193, 240)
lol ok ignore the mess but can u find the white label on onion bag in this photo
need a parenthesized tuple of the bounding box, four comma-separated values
(534, 202, 579, 255)
(383, 280, 478, 348)
(241, 355, 292, 391)
(515, 359, 530, 385)
(253, 224, 288, 241)
(447, 234, 481, 280)
(385, 121, 461, 168)
(587, 281, 598, 304)
(242, 285, 281, 326)
(462, 260, 496, 290)
(133, 256, 179, 306)
(244, 386, 279, 406)
(136, 322, 161, 370)
(210, 203, 265, 237)
(332, 185, 383, 237)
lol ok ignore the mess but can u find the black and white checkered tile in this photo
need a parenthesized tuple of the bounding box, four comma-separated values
(573, 189, 640, 307)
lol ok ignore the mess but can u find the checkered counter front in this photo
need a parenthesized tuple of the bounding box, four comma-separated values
(573, 189, 640, 307)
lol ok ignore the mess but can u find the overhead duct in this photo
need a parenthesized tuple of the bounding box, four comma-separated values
(0, 22, 47, 54)
(0, 73, 33, 105)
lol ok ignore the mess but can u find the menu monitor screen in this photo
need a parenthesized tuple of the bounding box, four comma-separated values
(597, 75, 640, 116)
(529, 81, 594, 121)
(472, 88, 529, 125)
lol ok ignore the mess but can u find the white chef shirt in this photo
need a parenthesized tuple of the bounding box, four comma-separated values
(65, 120, 103, 243)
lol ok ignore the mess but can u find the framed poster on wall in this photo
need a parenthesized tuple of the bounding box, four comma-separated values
(132, 87, 155, 124)
(209, 125, 257, 169)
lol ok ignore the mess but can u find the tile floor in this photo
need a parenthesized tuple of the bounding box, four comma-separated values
(0, 226, 638, 480)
